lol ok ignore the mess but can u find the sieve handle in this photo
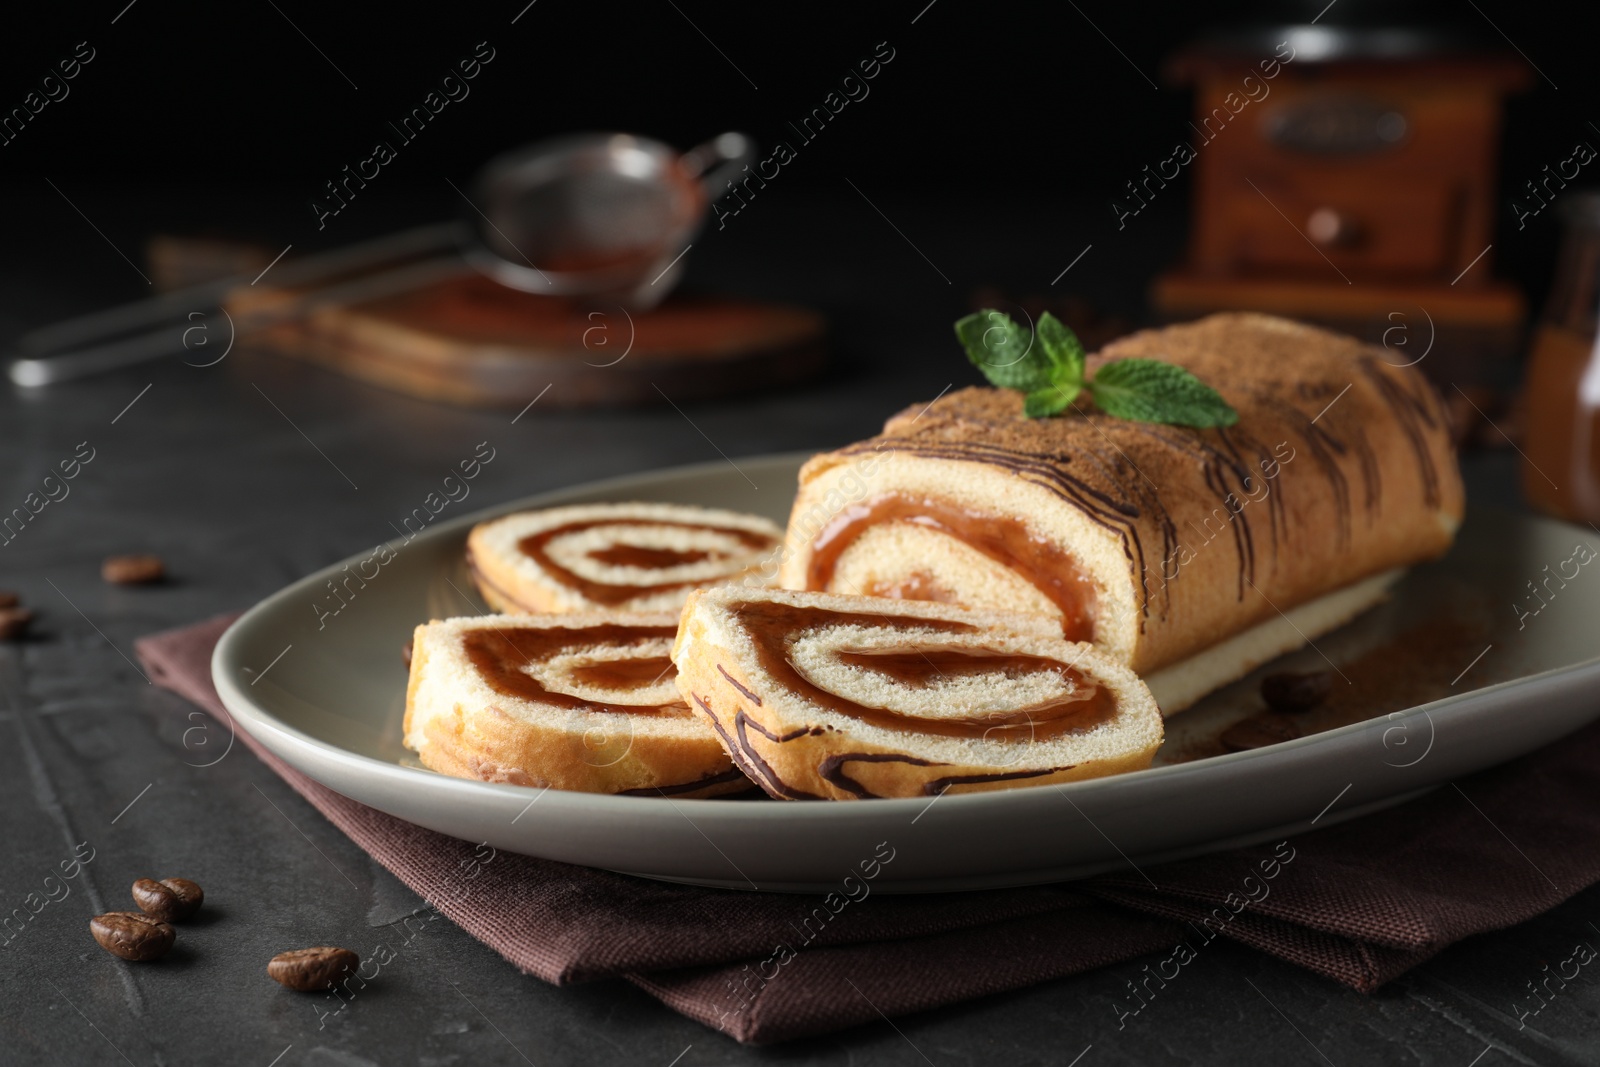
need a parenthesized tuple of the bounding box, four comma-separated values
(682, 132, 756, 200)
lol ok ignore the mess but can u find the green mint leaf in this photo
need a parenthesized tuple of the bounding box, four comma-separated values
(1088, 359, 1239, 427)
(953, 312, 1237, 426)
(1023, 381, 1081, 418)
(955, 310, 1053, 392)
(1034, 313, 1086, 387)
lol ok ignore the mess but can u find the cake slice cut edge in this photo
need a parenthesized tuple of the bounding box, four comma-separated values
(673, 587, 1165, 800)
(405, 611, 752, 797)
(467, 502, 784, 615)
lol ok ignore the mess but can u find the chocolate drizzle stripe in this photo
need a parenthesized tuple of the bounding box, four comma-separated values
(716, 663, 763, 706)
(618, 767, 749, 797)
(1204, 466, 1245, 601)
(1351, 410, 1382, 518)
(1214, 426, 1268, 592)
(689, 694, 764, 784)
(736, 712, 823, 745)
(817, 752, 1073, 798)
(1359, 357, 1443, 509)
(877, 440, 1152, 608)
(1298, 416, 1355, 549)
(1066, 441, 1167, 627)
(1253, 430, 1288, 570)
(839, 438, 1163, 620)
(1127, 420, 1271, 603)
(886, 444, 1140, 521)
(817, 752, 940, 799)
(690, 693, 821, 801)
(922, 767, 1066, 795)
(735, 712, 825, 800)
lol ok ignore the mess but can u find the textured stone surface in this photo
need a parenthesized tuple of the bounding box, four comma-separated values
(1, 188, 1595, 1065)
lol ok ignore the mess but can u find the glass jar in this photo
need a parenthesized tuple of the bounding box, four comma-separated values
(1522, 194, 1600, 523)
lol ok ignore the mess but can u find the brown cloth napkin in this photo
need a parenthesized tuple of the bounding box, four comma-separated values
(137, 614, 1600, 1044)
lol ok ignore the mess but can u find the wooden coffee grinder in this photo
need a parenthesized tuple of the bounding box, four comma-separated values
(1152, 12, 1532, 385)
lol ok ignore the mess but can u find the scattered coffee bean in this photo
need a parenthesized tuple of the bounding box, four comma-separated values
(402, 639, 413, 669)
(1220, 715, 1300, 752)
(132, 877, 204, 922)
(0, 591, 18, 608)
(268, 947, 360, 991)
(1261, 670, 1333, 714)
(90, 911, 175, 961)
(102, 555, 165, 585)
(0, 607, 32, 642)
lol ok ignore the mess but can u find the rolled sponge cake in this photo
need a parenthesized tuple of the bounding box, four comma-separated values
(777, 313, 1464, 709)
(467, 503, 783, 615)
(673, 587, 1164, 800)
(405, 612, 751, 796)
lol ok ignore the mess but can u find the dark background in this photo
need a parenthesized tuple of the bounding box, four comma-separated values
(5, 5, 1600, 1064)
(0, 0, 1591, 327)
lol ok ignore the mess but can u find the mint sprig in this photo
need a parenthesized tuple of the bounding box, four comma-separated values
(954, 309, 1238, 427)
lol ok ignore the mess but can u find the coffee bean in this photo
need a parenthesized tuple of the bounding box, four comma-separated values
(1220, 715, 1300, 752)
(132, 877, 204, 922)
(1260, 670, 1333, 714)
(90, 911, 175, 961)
(268, 947, 360, 992)
(102, 555, 165, 585)
(0, 607, 32, 642)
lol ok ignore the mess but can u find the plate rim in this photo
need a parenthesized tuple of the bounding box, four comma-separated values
(212, 451, 1600, 824)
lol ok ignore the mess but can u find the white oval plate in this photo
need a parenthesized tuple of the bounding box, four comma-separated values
(213, 454, 1600, 892)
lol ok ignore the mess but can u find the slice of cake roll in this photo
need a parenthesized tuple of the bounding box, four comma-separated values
(673, 588, 1163, 800)
(405, 612, 751, 796)
(778, 313, 1464, 713)
(467, 503, 783, 614)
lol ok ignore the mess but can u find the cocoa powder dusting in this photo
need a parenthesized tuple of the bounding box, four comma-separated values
(1170, 615, 1493, 763)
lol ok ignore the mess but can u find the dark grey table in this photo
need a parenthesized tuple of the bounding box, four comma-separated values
(1, 186, 1595, 1066)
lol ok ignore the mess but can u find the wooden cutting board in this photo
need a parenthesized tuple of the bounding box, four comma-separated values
(229, 273, 827, 408)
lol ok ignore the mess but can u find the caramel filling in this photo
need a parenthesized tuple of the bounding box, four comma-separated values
(732, 601, 1115, 740)
(567, 656, 674, 689)
(462, 623, 692, 717)
(863, 571, 955, 602)
(519, 519, 777, 606)
(806, 494, 1098, 641)
(586, 544, 711, 568)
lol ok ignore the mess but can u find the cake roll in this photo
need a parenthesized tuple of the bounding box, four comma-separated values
(467, 503, 782, 614)
(778, 313, 1464, 713)
(673, 588, 1163, 800)
(404, 612, 751, 796)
